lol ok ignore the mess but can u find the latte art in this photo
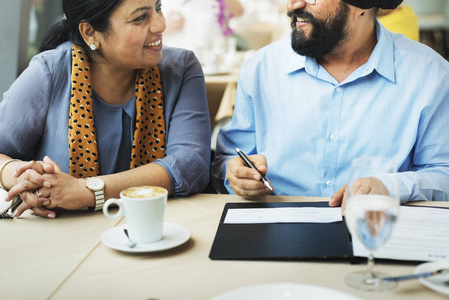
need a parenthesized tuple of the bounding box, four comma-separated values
(122, 186, 166, 198)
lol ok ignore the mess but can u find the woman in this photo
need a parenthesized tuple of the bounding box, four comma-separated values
(0, 0, 211, 218)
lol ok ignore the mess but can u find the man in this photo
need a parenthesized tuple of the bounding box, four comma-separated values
(211, 0, 449, 209)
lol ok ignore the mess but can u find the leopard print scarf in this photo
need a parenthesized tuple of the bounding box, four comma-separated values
(68, 44, 166, 178)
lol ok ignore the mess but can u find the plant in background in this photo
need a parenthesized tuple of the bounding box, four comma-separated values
(216, 0, 234, 36)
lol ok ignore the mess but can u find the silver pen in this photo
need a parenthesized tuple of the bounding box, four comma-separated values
(235, 148, 274, 191)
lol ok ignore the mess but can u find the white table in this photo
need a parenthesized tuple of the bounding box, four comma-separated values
(2, 194, 448, 300)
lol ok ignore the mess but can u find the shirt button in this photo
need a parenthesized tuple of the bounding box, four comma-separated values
(329, 134, 336, 140)
(326, 180, 332, 187)
(335, 87, 342, 92)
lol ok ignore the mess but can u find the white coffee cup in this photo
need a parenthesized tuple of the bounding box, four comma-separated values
(103, 186, 167, 244)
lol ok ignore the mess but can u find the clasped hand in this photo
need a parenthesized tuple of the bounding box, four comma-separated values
(5, 156, 87, 218)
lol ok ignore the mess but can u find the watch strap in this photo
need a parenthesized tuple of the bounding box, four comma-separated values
(88, 189, 105, 212)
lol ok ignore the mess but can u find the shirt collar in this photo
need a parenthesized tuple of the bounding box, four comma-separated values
(367, 20, 396, 83)
(284, 39, 307, 74)
(283, 20, 396, 83)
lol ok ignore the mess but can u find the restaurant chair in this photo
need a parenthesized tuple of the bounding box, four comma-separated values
(209, 116, 232, 194)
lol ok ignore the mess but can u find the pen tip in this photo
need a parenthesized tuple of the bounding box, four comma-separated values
(264, 181, 274, 191)
(235, 148, 241, 152)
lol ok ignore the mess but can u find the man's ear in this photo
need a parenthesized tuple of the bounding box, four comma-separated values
(79, 22, 100, 50)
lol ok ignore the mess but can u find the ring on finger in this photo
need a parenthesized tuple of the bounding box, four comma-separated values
(35, 189, 43, 198)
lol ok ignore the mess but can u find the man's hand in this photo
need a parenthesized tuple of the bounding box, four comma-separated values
(329, 177, 389, 214)
(226, 154, 273, 199)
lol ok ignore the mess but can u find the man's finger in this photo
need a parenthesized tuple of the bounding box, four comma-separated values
(330, 185, 346, 207)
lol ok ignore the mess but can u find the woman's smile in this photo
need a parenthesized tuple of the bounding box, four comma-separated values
(144, 38, 163, 51)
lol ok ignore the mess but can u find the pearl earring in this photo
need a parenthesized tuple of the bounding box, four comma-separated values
(90, 44, 97, 51)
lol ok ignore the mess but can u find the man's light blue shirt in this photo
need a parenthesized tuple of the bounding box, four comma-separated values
(212, 22, 449, 203)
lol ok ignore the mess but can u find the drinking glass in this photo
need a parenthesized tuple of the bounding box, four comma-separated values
(344, 157, 400, 291)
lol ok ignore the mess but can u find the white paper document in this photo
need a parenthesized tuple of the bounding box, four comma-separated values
(353, 206, 449, 261)
(224, 207, 343, 224)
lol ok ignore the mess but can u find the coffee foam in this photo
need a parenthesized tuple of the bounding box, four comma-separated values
(122, 186, 166, 198)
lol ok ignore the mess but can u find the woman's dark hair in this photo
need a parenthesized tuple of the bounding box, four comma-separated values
(39, 0, 125, 55)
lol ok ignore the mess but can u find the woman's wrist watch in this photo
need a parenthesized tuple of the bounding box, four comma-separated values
(86, 177, 105, 211)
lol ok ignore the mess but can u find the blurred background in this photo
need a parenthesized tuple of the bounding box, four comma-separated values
(1, 0, 449, 98)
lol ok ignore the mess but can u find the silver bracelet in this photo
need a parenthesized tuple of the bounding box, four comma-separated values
(0, 159, 20, 191)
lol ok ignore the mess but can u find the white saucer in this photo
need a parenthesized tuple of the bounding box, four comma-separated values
(415, 261, 449, 296)
(101, 222, 190, 253)
(210, 283, 361, 300)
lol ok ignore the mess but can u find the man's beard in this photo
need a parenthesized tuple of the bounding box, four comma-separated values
(288, 3, 350, 58)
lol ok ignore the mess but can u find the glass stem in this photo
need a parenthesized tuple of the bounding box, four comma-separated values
(367, 250, 375, 281)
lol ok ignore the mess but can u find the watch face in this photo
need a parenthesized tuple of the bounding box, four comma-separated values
(87, 177, 105, 191)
